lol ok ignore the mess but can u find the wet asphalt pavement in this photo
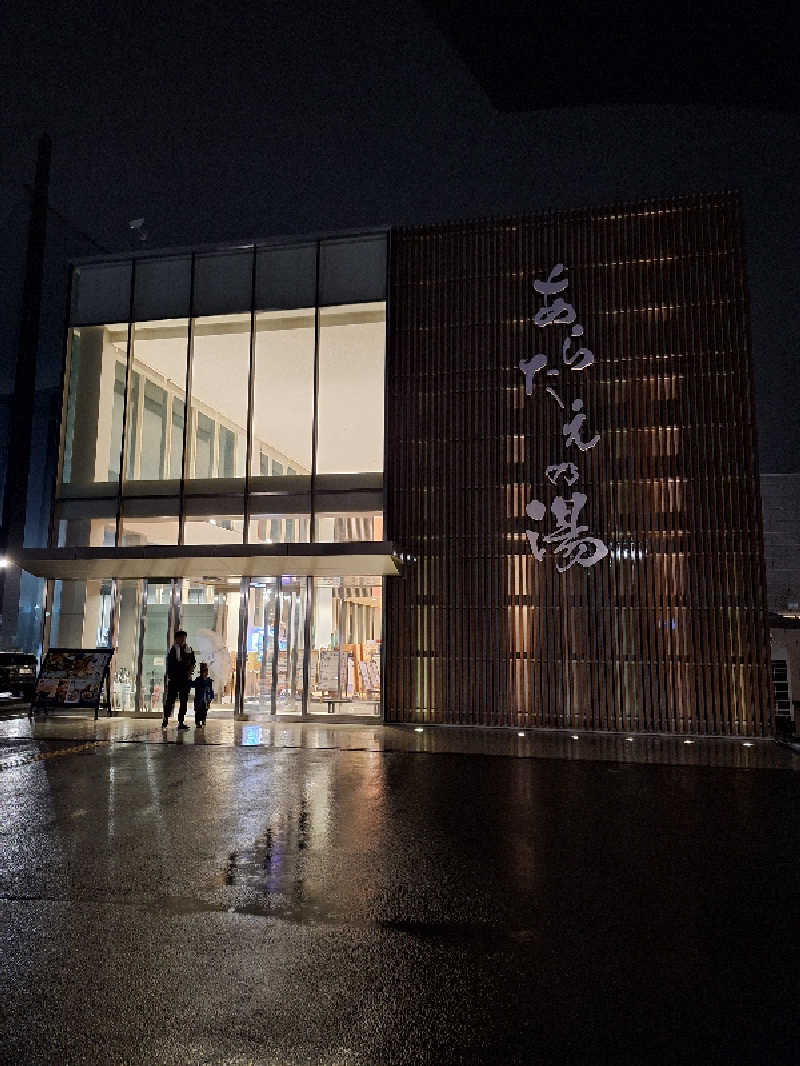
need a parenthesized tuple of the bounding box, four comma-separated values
(1, 721, 798, 1064)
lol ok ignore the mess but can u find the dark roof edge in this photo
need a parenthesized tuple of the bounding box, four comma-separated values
(71, 224, 390, 270)
(391, 190, 745, 238)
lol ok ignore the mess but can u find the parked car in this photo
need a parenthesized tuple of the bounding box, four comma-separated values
(0, 652, 38, 701)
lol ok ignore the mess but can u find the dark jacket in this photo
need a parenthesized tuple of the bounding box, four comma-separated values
(166, 643, 196, 685)
(193, 676, 214, 710)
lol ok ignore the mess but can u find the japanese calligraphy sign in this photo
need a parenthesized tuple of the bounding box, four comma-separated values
(520, 264, 608, 573)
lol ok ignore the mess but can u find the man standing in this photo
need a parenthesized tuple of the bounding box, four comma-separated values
(161, 629, 196, 730)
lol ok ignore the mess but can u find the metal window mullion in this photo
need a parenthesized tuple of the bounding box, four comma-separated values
(179, 254, 196, 546)
(270, 584, 280, 715)
(114, 259, 137, 546)
(235, 576, 249, 717)
(379, 575, 386, 720)
(135, 578, 147, 713)
(302, 576, 312, 718)
(169, 577, 181, 652)
(244, 245, 257, 543)
(163, 390, 173, 480)
(310, 241, 321, 543)
(380, 230, 390, 721)
(41, 578, 54, 655)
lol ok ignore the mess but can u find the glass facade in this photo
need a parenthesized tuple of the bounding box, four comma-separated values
(58, 235, 386, 549)
(45, 233, 388, 718)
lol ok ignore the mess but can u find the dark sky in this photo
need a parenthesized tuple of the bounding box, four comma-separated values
(1, 0, 799, 472)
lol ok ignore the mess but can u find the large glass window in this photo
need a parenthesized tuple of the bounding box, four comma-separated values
(123, 319, 188, 488)
(55, 500, 116, 549)
(317, 303, 385, 474)
(187, 314, 250, 487)
(48, 578, 113, 649)
(250, 309, 315, 482)
(184, 498, 245, 545)
(60, 325, 129, 492)
(248, 505, 311, 545)
(315, 511, 383, 543)
(71, 261, 131, 327)
(60, 239, 387, 552)
(119, 502, 180, 546)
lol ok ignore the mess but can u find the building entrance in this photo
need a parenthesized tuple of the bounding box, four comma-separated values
(244, 575, 382, 718)
(45, 573, 383, 719)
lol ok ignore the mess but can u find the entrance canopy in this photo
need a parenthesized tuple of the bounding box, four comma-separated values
(20, 542, 400, 580)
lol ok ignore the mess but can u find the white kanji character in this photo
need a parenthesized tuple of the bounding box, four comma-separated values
(545, 462, 580, 487)
(543, 493, 608, 572)
(562, 398, 600, 451)
(519, 353, 548, 395)
(533, 264, 576, 327)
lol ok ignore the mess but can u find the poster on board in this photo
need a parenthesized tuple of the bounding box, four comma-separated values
(31, 649, 114, 716)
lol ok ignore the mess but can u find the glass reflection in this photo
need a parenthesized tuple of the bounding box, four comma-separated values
(251, 309, 314, 482)
(317, 303, 385, 475)
(60, 324, 129, 492)
(123, 319, 188, 487)
(188, 314, 250, 486)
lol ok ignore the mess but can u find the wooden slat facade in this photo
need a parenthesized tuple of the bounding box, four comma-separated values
(384, 192, 772, 734)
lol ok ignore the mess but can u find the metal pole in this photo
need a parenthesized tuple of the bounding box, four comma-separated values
(135, 579, 147, 713)
(302, 576, 312, 719)
(234, 576, 249, 717)
(0, 133, 51, 647)
(270, 584, 280, 715)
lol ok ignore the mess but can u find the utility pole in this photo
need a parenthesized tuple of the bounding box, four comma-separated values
(0, 132, 51, 648)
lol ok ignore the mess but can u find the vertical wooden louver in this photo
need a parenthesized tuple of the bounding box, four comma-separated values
(384, 192, 772, 735)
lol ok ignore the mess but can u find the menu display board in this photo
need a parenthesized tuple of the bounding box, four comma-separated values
(317, 649, 342, 692)
(31, 649, 114, 718)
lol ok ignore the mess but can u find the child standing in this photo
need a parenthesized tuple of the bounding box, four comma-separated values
(192, 663, 214, 727)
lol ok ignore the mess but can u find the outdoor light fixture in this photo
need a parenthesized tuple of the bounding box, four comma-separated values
(414, 727, 424, 733)
(683, 739, 694, 745)
(517, 731, 525, 737)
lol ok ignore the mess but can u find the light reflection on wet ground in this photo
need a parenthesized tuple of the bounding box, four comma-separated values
(0, 709, 796, 769)
(1, 713, 798, 1064)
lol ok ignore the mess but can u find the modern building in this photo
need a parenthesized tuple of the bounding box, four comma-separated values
(762, 472, 800, 732)
(20, 192, 774, 734)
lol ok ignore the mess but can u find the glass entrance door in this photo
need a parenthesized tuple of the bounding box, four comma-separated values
(180, 577, 241, 712)
(309, 575, 382, 716)
(141, 580, 173, 712)
(244, 577, 307, 715)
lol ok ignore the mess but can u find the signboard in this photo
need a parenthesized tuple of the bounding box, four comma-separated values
(519, 263, 608, 571)
(31, 648, 114, 719)
(317, 648, 342, 692)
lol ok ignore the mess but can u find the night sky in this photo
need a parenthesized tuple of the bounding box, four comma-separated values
(1, 1, 799, 473)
